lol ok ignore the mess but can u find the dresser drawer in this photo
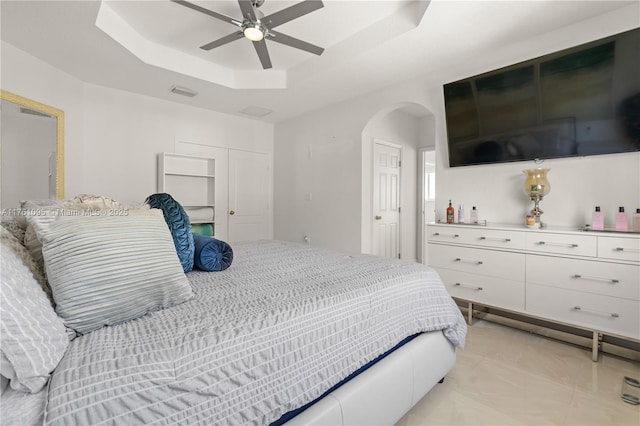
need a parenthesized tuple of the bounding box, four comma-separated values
(597, 236, 640, 262)
(461, 227, 526, 250)
(435, 268, 525, 312)
(525, 232, 596, 257)
(428, 225, 525, 250)
(428, 226, 465, 243)
(429, 244, 524, 281)
(527, 283, 640, 339)
(527, 255, 640, 301)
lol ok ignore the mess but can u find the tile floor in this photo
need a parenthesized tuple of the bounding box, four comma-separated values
(397, 320, 640, 425)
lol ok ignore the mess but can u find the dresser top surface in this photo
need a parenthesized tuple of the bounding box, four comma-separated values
(428, 222, 640, 239)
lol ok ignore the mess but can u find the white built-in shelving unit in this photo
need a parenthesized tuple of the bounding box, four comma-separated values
(157, 152, 215, 225)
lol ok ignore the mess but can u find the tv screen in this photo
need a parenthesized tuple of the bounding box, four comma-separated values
(443, 28, 640, 167)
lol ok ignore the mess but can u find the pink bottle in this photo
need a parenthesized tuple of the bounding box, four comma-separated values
(591, 206, 604, 231)
(615, 207, 628, 231)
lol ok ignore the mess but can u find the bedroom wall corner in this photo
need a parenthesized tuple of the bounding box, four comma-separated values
(1, 41, 85, 200)
(1, 40, 275, 211)
(274, 79, 440, 255)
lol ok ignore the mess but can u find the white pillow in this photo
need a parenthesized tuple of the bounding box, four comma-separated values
(0, 241, 68, 393)
(27, 209, 193, 336)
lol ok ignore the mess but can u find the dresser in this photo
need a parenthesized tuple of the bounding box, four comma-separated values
(427, 223, 640, 360)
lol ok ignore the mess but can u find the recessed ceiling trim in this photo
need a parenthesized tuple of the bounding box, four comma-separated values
(95, 1, 286, 89)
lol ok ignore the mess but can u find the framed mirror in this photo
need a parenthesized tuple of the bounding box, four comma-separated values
(0, 90, 64, 206)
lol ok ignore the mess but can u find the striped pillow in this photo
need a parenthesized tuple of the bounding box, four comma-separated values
(27, 209, 193, 336)
(0, 240, 68, 393)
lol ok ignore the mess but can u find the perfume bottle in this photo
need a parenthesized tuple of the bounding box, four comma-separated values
(632, 209, 640, 232)
(470, 206, 478, 224)
(591, 206, 604, 231)
(458, 205, 465, 223)
(615, 207, 629, 231)
(446, 200, 454, 224)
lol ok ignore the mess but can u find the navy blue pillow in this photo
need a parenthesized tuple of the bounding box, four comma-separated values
(192, 234, 233, 272)
(145, 193, 194, 273)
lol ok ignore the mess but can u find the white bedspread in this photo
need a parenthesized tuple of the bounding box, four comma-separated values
(44, 240, 466, 425)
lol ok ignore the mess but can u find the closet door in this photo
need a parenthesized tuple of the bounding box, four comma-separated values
(228, 149, 272, 242)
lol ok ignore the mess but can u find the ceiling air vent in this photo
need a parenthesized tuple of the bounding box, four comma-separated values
(239, 106, 272, 117)
(169, 85, 198, 97)
(20, 107, 53, 118)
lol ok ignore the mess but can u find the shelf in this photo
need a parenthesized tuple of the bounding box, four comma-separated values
(161, 153, 215, 176)
(436, 220, 489, 227)
(164, 172, 214, 178)
(158, 152, 216, 228)
(582, 226, 640, 235)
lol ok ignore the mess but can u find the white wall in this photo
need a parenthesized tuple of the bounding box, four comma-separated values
(274, 85, 440, 254)
(1, 41, 274, 208)
(1, 41, 85, 201)
(80, 84, 273, 205)
(275, 6, 640, 254)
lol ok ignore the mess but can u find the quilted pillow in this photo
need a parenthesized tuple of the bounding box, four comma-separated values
(0, 227, 50, 300)
(66, 194, 123, 209)
(0, 215, 27, 243)
(20, 199, 67, 284)
(0, 239, 68, 393)
(27, 209, 193, 336)
(145, 193, 194, 273)
(192, 234, 234, 271)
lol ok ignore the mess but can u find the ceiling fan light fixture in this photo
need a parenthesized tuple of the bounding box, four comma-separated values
(243, 24, 265, 42)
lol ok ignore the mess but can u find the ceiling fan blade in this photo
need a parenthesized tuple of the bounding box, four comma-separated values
(171, 0, 241, 26)
(252, 39, 273, 69)
(200, 31, 244, 51)
(263, 0, 324, 29)
(237, 0, 257, 22)
(267, 30, 324, 55)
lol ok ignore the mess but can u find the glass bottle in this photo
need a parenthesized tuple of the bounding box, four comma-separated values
(446, 200, 454, 224)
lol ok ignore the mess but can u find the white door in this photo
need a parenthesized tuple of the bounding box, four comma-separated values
(228, 149, 271, 242)
(372, 142, 401, 259)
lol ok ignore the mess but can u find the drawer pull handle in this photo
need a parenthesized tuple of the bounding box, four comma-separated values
(454, 258, 484, 265)
(479, 237, 511, 242)
(573, 305, 619, 318)
(572, 274, 619, 284)
(454, 283, 483, 291)
(537, 241, 578, 248)
(615, 247, 640, 253)
(434, 232, 460, 238)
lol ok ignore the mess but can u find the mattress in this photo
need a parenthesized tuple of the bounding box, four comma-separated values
(44, 240, 466, 425)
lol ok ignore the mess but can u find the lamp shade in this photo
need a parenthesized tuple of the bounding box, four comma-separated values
(523, 168, 550, 197)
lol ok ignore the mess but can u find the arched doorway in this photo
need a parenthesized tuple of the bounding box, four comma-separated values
(361, 102, 435, 262)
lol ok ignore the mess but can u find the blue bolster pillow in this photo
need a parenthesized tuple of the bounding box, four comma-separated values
(193, 234, 233, 272)
(145, 193, 194, 273)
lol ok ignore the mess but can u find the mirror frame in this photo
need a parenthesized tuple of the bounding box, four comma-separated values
(1, 89, 65, 199)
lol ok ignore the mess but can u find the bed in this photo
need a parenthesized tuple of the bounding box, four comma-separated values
(1, 205, 466, 426)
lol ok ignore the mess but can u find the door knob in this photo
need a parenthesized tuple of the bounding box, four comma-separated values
(375, 215, 382, 220)
(229, 210, 235, 216)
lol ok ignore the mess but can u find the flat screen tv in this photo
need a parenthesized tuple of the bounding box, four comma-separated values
(443, 28, 640, 167)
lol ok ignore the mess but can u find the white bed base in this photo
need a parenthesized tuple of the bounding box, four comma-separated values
(285, 330, 456, 426)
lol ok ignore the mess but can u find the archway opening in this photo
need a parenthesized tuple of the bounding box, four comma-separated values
(360, 102, 435, 262)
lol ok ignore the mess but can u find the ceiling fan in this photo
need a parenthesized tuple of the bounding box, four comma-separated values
(171, 0, 325, 69)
